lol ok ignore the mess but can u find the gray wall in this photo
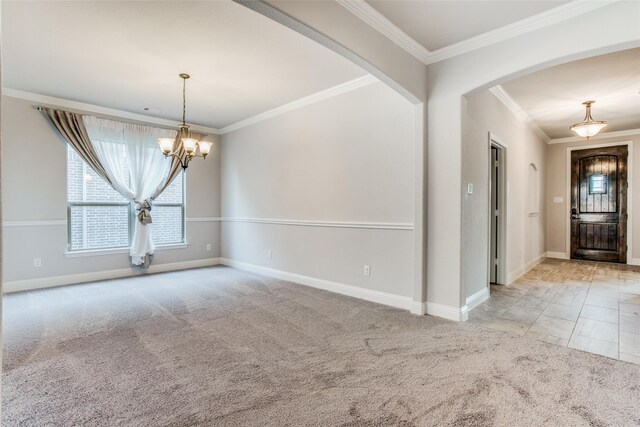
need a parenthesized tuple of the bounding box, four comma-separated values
(2, 95, 221, 284)
(546, 133, 640, 259)
(462, 90, 547, 301)
(221, 81, 416, 297)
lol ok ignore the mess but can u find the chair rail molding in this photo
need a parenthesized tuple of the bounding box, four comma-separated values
(221, 217, 414, 230)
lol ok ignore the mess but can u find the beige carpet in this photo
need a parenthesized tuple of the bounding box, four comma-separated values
(3, 266, 640, 426)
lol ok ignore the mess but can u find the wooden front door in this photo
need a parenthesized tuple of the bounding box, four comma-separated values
(570, 145, 628, 263)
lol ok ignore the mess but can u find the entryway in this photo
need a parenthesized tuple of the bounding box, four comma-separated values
(468, 258, 640, 364)
(570, 145, 628, 263)
(489, 137, 506, 285)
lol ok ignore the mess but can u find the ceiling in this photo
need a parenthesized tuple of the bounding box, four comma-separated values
(5, 0, 635, 138)
(1, 1, 366, 129)
(366, 0, 568, 51)
(501, 48, 640, 140)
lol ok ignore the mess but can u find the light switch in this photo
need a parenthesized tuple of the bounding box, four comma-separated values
(467, 183, 474, 195)
(553, 196, 563, 204)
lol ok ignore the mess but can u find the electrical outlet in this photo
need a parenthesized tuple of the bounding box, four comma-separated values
(33, 258, 42, 268)
(206, 243, 212, 251)
(363, 265, 370, 276)
(268, 250, 273, 259)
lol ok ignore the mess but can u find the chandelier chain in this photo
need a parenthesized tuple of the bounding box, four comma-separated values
(157, 73, 212, 169)
(182, 76, 187, 126)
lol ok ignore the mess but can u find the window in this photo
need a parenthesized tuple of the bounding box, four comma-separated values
(67, 146, 185, 251)
(589, 174, 607, 194)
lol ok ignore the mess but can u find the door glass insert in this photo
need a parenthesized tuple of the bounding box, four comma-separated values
(589, 174, 607, 194)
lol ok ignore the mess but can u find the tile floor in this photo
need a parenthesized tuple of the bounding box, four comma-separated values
(467, 258, 640, 364)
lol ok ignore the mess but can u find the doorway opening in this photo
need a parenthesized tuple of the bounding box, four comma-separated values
(569, 144, 629, 263)
(489, 136, 507, 285)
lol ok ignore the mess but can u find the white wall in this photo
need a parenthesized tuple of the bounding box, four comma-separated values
(2, 1, 637, 320)
(546, 132, 640, 261)
(221, 81, 416, 300)
(253, 0, 638, 319)
(248, 0, 427, 312)
(426, 1, 639, 310)
(1, 3, 4, 409)
(462, 90, 547, 302)
(1, 95, 221, 289)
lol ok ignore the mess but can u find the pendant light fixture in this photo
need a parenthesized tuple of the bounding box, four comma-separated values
(157, 73, 212, 168)
(569, 101, 607, 140)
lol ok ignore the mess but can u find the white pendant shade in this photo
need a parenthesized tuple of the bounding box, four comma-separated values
(198, 141, 213, 157)
(181, 137, 198, 154)
(570, 101, 607, 140)
(157, 137, 175, 154)
(570, 122, 607, 138)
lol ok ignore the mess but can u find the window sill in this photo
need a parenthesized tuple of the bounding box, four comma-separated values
(65, 242, 189, 258)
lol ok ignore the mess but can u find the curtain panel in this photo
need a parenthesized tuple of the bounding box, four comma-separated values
(42, 108, 187, 266)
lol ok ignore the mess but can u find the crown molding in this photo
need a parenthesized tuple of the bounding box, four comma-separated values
(2, 88, 223, 135)
(4, 75, 378, 136)
(335, 0, 431, 64)
(220, 74, 378, 134)
(426, 0, 618, 64)
(489, 85, 551, 143)
(338, 0, 619, 66)
(548, 128, 640, 144)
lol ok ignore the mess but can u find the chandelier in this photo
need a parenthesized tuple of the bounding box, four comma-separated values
(569, 101, 607, 140)
(157, 73, 212, 168)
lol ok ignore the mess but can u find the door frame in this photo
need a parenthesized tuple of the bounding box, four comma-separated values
(564, 141, 633, 262)
(488, 133, 508, 285)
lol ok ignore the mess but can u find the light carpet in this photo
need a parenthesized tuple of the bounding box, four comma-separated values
(3, 266, 640, 426)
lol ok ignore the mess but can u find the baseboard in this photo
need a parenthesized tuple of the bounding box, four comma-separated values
(459, 287, 490, 322)
(219, 258, 414, 311)
(410, 301, 426, 315)
(548, 252, 638, 264)
(219, 258, 468, 321)
(459, 306, 470, 322)
(4, 258, 222, 293)
(546, 251, 569, 259)
(466, 287, 490, 311)
(6, 255, 466, 321)
(507, 252, 547, 284)
(427, 301, 467, 322)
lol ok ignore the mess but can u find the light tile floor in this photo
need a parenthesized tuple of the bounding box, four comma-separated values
(467, 258, 640, 364)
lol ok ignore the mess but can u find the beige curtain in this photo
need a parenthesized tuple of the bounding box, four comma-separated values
(41, 107, 197, 266)
(41, 108, 114, 187)
(41, 106, 193, 200)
